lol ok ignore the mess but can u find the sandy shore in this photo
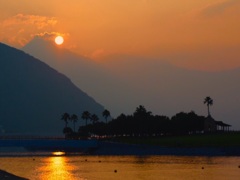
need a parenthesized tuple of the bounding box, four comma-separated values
(0, 170, 28, 180)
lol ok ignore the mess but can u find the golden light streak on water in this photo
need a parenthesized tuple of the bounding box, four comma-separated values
(0, 156, 239, 179)
(38, 156, 75, 180)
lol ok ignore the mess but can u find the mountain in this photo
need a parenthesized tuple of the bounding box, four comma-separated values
(23, 38, 240, 130)
(0, 42, 104, 135)
(22, 37, 137, 117)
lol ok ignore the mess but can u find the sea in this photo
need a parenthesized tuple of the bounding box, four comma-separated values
(0, 152, 240, 180)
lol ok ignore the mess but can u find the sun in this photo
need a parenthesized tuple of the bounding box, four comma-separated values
(55, 36, 64, 45)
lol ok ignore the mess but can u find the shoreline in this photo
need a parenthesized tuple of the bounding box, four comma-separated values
(0, 143, 239, 180)
(0, 139, 240, 157)
(0, 170, 28, 180)
(92, 141, 240, 156)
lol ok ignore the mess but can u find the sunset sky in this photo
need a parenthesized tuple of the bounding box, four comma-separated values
(1, 0, 240, 71)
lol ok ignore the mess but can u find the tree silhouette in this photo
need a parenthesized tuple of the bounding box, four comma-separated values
(63, 127, 73, 135)
(133, 105, 152, 136)
(81, 111, 91, 126)
(102, 109, 110, 123)
(133, 105, 152, 117)
(91, 114, 99, 124)
(171, 111, 204, 135)
(61, 113, 70, 128)
(204, 96, 213, 116)
(70, 114, 78, 132)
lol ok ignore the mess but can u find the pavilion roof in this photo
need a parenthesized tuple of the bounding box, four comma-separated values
(215, 121, 231, 127)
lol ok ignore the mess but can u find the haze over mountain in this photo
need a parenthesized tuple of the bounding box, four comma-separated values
(0, 42, 104, 135)
(23, 38, 240, 130)
(22, 37, 137, 116)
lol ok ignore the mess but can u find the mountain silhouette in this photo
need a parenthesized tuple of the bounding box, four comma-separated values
(22, 37, 137, 117)
(23, 38, 240, 130)
(0, 42, 104, 135)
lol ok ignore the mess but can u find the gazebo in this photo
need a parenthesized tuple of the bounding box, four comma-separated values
(215, 121, 231, 132)
(204, 115, 231, 132)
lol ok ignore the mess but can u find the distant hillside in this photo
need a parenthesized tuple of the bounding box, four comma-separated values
(23, 38, 240, 130)
(0, 43, 104, 135)
(22, 37, 137, 117)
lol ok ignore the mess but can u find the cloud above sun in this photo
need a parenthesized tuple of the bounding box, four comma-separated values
(0, 14, 61, 46)
(2, 14, 57, 29)
(35, 31, 68, 41)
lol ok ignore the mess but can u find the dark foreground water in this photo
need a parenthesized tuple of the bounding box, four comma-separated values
(0, 155, 240, 180)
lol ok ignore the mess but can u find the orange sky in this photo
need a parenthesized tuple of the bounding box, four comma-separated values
(0, 0, 240, 71)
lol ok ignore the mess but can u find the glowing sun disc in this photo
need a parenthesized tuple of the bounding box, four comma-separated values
(55, 36, 64, 45)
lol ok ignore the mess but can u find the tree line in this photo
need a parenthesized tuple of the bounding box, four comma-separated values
(61, 109, 110, 138)
(61, 97, 214, 138)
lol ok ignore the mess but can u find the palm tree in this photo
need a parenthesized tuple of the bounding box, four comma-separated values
(70, 114, 78, 132)
(102, 109, 110, 123)
(81, 111, 91, 126)
(91, 114, 99, 124)
(204, 96, 213, 116)
(61, 113, 70, 128)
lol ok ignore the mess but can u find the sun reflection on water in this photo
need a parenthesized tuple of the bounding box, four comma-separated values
(0, 156, 240, 180)
(38, 155, 74, 180)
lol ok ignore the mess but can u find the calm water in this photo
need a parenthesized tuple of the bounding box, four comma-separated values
(0, 155, 240, 180)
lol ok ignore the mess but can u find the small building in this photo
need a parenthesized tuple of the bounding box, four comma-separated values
(215, 121, 231, 132)
(204, 115, 231, 133)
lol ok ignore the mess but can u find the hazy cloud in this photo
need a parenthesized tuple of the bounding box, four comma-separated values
(0, 14, 58, 46)
(200, 0, 240, 17)
(90, 48, 108, 60)
(34, 32, 68, 39)
(2, 14, 57, 29)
